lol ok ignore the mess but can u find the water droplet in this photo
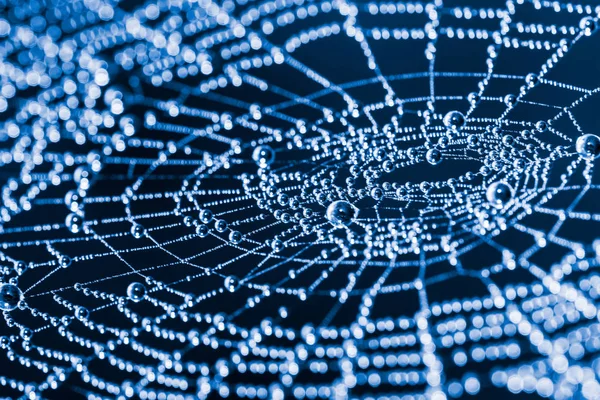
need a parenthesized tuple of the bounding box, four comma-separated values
(525, 73, 539, 87)
(580, 16, 598, 36)
(59, 255, 72, 268)
(224, 276, 240, 292)
(443, 111, 466, 130)
(426, 148, 442, 165)
(271, 239, 284, 252)
(252, 145, 275, 167)
(0, 284, 22, 311)
(127, 282, 147, 302)
(504, 94, 517, 107)
(229, 230, 243, 244)
(486, 182, 513, 208)
(13, 261, 27, 275)
(326, 200, 358, 226)
(199, 209, 214, 224)
(20, 327, 32, 341)
(130, 223, 145, 239)
(576, 134, 600, 160)
(196, 224, 210, 237)
(75, 306, 89, 320)
(215, 219, 228, 232)
(66, 213, 83, 234)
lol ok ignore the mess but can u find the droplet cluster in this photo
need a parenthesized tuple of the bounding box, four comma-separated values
(0, 0, 599, 399)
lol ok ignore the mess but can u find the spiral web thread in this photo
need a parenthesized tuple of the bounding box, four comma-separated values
(1, 0, 600, 399)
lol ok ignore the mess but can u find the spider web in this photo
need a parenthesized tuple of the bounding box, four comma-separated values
(0, 0, 600, 399)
